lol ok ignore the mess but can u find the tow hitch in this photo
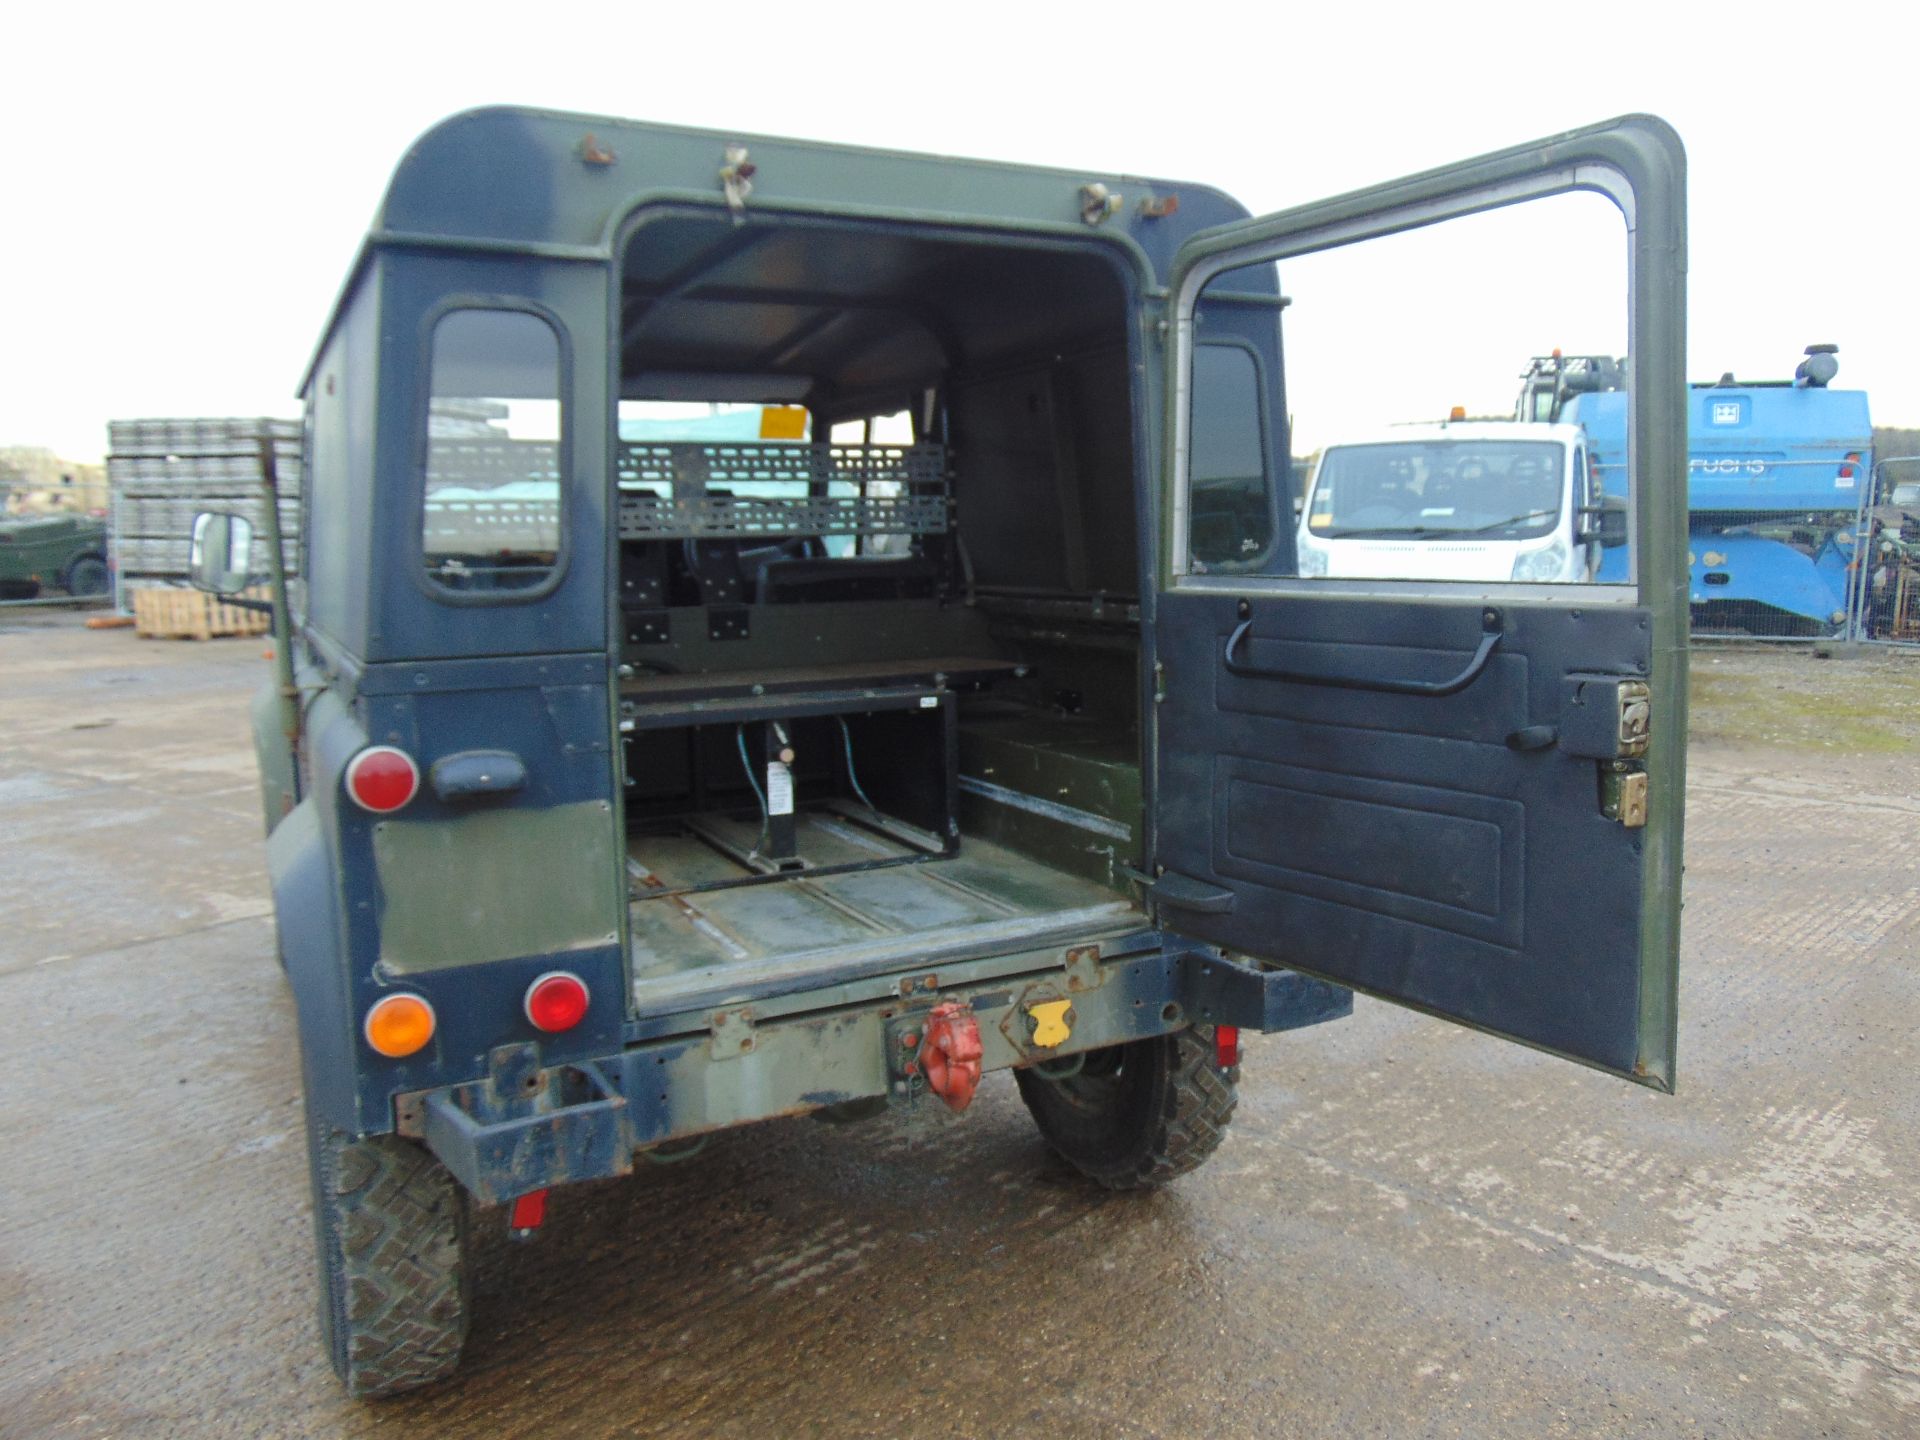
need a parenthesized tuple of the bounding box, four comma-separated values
(915, 1001, 983, 1112)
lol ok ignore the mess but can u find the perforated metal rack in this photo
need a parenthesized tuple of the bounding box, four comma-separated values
(615, 441, 949, 539)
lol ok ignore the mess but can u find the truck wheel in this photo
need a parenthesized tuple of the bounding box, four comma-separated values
(1014, 1024, 1237, 1190)
(62, 554, 109, 596)
(305, 1104, 469, 1398)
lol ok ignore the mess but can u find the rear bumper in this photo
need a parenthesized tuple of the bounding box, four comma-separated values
(409, 946, 1350, 1204)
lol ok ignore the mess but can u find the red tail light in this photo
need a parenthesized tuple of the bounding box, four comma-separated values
(1841, 452, 1861, 480)
(1215, 1025, 1241, 1069)
(525, 971, 590, 1032)
(345, 746, 419, 813)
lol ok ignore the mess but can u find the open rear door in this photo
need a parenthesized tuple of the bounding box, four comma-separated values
(1148, 117, 1687, 1088)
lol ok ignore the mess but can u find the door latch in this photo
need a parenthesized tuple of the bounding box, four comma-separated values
(1561, 677, 1651, 759)
(1600, 765, 1650, 828)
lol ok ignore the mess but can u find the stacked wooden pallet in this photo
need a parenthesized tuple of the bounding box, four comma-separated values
(130, 585, 272, 640)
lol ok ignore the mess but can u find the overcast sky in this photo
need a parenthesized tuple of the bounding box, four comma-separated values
(5, 2, 1915, 462)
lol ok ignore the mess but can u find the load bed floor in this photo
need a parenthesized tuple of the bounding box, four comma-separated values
(626, 813, 1137, 1011)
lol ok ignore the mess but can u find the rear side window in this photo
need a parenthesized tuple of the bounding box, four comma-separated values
(422, 308, 565, 595)
(1188, 342, 1274, 570)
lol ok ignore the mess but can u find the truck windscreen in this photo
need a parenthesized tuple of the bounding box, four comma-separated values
(1307, 440, 1566, 540)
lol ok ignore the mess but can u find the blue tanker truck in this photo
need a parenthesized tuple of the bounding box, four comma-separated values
(1521, 347, 1872, 636)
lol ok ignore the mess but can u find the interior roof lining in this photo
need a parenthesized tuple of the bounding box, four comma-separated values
(617, 209, 1134, 409)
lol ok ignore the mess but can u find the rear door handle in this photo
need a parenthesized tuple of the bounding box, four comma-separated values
(1224, 612, 1503, 698)
(429, 749, 528, 802)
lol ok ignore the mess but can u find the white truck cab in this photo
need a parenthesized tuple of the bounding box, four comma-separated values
(1295, 421, 1602, 583)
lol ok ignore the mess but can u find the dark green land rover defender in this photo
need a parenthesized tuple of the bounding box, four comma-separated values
(0, 511, 109, 599)
(189, 108, 1688, 1396)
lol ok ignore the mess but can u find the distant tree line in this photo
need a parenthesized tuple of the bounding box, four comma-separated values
(1875, 427, 1920, 463)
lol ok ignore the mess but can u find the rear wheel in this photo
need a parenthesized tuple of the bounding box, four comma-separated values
(62, 554, 108, 597)
(1014, 1025, 1238, 1190)
(305, 1102, 469, 1398)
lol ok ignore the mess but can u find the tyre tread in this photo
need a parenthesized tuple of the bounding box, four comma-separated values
(1104, 1026, 1238, 1191)
(1016, 1026, 1239, 1192)
(311, 1125, 468, 1399)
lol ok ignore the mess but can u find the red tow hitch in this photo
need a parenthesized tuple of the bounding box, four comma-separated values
(918, 1001, 984, 1112)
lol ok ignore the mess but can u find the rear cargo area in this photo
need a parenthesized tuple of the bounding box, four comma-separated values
(608, 210, 1156, 1013)
(627, 816, 1135, 1011)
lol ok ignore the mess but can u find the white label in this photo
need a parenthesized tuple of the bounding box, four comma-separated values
(1836, 475, 1856, 488)
(1711, 401, 1742, 426)
(920, 696, 939, 708)
(766, 761, 793, 816)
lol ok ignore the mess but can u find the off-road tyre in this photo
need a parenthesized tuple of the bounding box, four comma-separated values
(1014, 1024, 1238, 1190)
(305, 1106, 469, 1398)
(61, 553, 109, 597)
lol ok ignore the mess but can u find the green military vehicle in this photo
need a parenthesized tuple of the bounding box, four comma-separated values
(0, 512, 109, 599)
(189, 107, 1688, 1397)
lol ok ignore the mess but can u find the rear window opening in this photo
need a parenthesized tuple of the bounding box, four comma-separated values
(610, 211, 1149, 1006)
(421, 307, 567, 594)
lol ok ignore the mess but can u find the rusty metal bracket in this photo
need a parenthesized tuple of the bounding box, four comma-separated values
(709, 1008, 757, 1060)
(392, 1089, 428, 1139)
(486, 1042, 546, 1104)
(421, 1065, 631, 1206)
(1180, 954, 1353, 1032)
(1063, 944, 1103, 994)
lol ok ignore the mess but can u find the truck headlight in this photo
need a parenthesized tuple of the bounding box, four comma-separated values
(1511, 539, 1571, 582)
(1296, 536, 1328, 577)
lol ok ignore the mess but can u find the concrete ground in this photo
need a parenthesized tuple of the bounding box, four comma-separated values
(2, 611, 1916, 1439)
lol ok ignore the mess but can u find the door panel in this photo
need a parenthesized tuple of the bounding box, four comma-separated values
(1155, 591, 1651, 1075)
(1151, 116, 1686, 1087)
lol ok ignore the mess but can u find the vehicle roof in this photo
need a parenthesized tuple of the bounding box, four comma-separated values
(1324, 421, 1582, 447)
(372, 106, 1245, 246)
(304, 107, 1254, 394)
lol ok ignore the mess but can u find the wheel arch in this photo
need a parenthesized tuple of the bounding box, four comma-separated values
(269, 801, 361, 1134)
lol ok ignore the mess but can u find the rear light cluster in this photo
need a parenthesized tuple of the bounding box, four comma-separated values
(350, 745, 593, 1054)
(525, 971, 590, 1032)
(1841, 452, 1862, 480)
(364, 993, 436, 1058)
(360, 973, 591, 1058)
(345, 745, 419, 813)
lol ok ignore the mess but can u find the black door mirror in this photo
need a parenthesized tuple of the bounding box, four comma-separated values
(188, 512, 255, 594)
(1579, 496, 1629, 549)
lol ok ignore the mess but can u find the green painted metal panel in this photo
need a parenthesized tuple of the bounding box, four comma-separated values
(373, 799, 621, 973)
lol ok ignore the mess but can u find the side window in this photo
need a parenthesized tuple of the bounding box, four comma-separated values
(422, 308, 564, 595)
(1188, 343, 1274, 569)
